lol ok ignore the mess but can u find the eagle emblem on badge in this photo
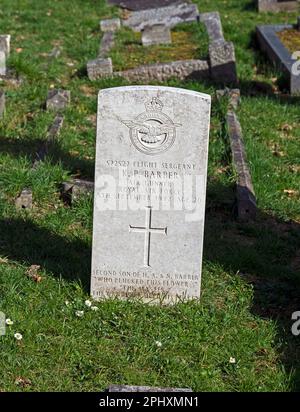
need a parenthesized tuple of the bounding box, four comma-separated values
(122, 97, 181, 155)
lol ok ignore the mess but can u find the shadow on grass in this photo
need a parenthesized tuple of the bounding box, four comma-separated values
(205, 180, 300, 391)
(0, 136, 95, 179)
(0, 217, 91, 290)
(0, 177, 299, 388)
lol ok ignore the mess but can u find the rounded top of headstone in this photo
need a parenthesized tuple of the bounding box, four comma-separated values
(98, 85, 211, 102)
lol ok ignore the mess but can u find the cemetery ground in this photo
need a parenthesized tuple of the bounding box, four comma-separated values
(0, 0, 299, 392)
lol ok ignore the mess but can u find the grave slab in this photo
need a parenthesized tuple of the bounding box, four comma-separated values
(227, 111, 257, 221)
(142, 24, 172, 46)
(209, 41, 238, 85)
(257, 24, 300, 95)
(62, 179, 94, 204)
(87, 57, 113, 80)
(33, 114, 64, 167)
(99, 32, 115, 58)
(100, 18, 121, 32)
(122, 2, 199, 32)
(258, 0, 299, 12)
(108, 384, 193, 392)
(200, 12, 224, 44)
(91, 86, 211, 303)
(108, 0, 183, 11)
(117, 60, 210, 82)
(46, 89, 70, 111)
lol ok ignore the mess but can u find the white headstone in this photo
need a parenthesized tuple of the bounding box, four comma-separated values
(91, 86, 211, 304)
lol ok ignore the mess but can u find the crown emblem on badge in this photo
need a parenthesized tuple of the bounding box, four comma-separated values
(121, 97, 181, 156)
(145, 97, 163, 113)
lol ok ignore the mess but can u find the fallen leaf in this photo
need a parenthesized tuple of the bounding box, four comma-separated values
(289, 165, 300, 173)
(14, 377, 32, 387)
(25, 265, 43, 282)
(283, 189, 299, 197)
(280, 123, 293, 132)
(15, 48, 23, 53)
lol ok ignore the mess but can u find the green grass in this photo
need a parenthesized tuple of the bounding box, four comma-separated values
(0, 0, 300, 392)
(110, 22, 209, 70)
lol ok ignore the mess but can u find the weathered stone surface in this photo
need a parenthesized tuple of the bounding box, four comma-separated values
(227, 111, 256, 221)
(46, 89, 70, 111)
(123, 2, 199, 32)
(0, 90, 5, 117)
(108, 0, 183, 11)
(216, 88, 240, 111)
(108, 385, 193, 392)
(257, 24, 300, 95)
(209, 41, 238, 85)
(99, 32, 115, 58)
(91, 86, 211, 303)
(33, 114, 64, 167)
(0, 51, 6, 76)
(87, 57, 113, 80)
(258, 0, 299, 12)
(117, 59, 210, 82)
(0, 35, 10, 55)
(15, 189, 33, 210)
(142, 24, 172, 46)
(62, 179, 94, 204)
(200, 12, 224, 44)
(100, 18, 121, 32)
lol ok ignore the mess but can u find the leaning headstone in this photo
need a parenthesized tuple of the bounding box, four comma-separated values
(123, 3, 199, 32)
(87, 57, 113, 80)
(142, 24, 172, 46)
(0, 90, 5, 117)
(108, 385, 193, 392)
(91, 86, 211, 303)
(46, 89, 70, 111)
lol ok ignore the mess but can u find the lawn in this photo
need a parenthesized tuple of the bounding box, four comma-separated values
(0, 0, 299, 392)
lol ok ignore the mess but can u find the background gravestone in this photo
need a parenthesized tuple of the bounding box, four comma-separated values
(46, 89, 70, 111)
(142, 24, 172, 46)
(258, 0, 299, 12)
(108, 0, 184, 11)
(122, 3, 199, 32)
(91, 86, 211, 303)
